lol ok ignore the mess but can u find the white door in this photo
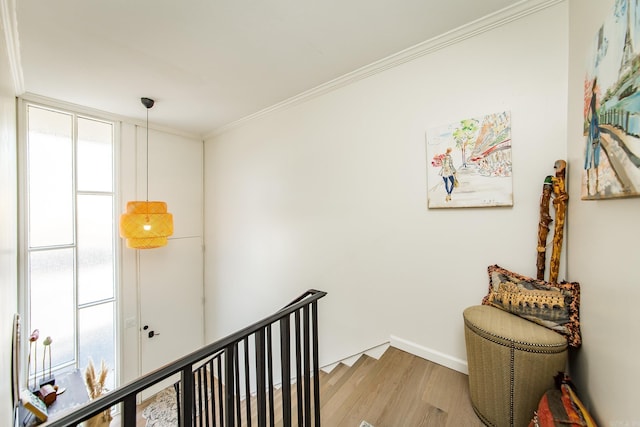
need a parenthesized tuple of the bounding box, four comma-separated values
(139, 237, 204, 398)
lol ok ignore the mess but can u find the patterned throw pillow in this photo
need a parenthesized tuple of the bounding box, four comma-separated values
(482, 265, 581, 348)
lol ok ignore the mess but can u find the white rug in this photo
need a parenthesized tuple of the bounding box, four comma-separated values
(142, 387, 178, 427)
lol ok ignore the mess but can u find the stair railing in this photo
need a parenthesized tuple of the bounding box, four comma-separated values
(46, 289, 327, 427)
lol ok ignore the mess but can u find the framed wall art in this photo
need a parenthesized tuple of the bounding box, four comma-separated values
(426, 110, 513, 209)
(583, 0, 640, 199)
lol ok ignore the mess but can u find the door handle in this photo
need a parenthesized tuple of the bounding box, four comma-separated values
(143, 325, 160, 338)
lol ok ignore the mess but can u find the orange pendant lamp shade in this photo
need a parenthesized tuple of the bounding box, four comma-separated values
(120, 97, 174, 249)
(120, 201, 174, 249)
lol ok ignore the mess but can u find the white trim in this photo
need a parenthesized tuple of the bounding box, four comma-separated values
(207, 0, 564, 138)
(16, 98, 29, 388)
(20, 92, 202, 141)
(390, 335, 469, 375)
(320, 341, 390, 373)
(113, 120, 124, 396)
(364, 342, 390, 360)
(0, 0, 24, 94)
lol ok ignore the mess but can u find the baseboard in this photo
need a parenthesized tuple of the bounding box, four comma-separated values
(320, 342, 390, 373)
(320, 338, 468, 375)
(390, 335, 469, 375)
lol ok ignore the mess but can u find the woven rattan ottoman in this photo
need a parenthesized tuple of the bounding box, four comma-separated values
(463, 305, 568, 427)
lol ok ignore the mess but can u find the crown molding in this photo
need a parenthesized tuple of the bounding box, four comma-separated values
(207, 0, 565, 139)
(20, 92, 203, 141)
(0, 0, 24, 95)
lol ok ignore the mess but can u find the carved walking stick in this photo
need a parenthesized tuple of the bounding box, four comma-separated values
(549, 160, 568, 284)
(536, 176, 554, 280)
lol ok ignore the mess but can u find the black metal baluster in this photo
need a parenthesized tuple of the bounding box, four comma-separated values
(303, 305, 311, 426)
(312, 301, 321, 426)
(182, 365, 195, 427)
(255, 329, 267, 426)
(267, 326, 275, 426)
(234, 343, 242, 425)
(244, 337, 252, 427)
(225, 345, 236, 426)
(295, 310, 303, 426)
(280, 315, 292, 427)
(123, 393, 137, 427)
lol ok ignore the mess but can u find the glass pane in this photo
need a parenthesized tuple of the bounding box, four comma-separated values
(79, 302, 115, 392)
(29, 249, 75, 375)
(78, 195, 114, 305)
(27, 106, 74, 248)
(78, 118, 113, 192)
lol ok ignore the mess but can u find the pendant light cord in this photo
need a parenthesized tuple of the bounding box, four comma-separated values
(146, 106, 149, 204)
(140, 96, 155, 220)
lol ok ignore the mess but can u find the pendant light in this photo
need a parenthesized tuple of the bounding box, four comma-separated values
(119, 97, 174, 249)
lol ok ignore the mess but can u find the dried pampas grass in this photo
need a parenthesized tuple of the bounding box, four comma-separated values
(84, 359, 112, 427)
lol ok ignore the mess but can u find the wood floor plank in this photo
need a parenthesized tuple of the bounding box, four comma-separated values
(321, 355, 377, 412)
(421, 362, 483, 427)
(326, 347, 416, 426)
(422, 361, 464, 412)
(374, 351, 437, 427)
(325, 363, 350, 387)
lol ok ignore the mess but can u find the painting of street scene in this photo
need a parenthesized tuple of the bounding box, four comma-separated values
(583, 0, 640, 199)
(426, 110, 513, 209)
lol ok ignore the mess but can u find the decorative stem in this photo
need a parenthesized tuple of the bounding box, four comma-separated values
(536, 176, 553, 280)
(549, 160, 568, 284)
(28, 330, 39, 390)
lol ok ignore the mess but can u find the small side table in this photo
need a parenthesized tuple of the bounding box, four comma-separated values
(19, 370, 90, 426)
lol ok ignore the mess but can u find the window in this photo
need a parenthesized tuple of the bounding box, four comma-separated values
(21, 102, 117, 390)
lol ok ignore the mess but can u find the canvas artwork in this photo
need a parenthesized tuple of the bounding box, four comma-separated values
(426, 111, 513, 209)
(583, 0, 640, 199)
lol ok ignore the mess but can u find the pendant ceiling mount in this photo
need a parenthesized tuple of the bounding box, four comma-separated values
(141, 97, 154, 109)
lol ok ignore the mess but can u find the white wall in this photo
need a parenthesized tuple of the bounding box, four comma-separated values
(0, 15, 18, 426)
(568, 1, 640, 425)
(2, 1, 633, 425)
(0, 90, 204, 398)
(119, 124, 204, 385)
(204, 3, 569, 370)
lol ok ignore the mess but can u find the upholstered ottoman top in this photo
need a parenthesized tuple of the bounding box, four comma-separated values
(464, 305, 568, 352)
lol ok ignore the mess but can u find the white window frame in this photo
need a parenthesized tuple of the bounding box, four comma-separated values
(17, 96, 122, 389)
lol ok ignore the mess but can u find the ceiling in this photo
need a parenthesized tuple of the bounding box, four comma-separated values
(9, 0, 519, 137)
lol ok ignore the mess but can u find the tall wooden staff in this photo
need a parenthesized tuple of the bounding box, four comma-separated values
(549, 160, 568, 284)
(536, 176, 554, 280)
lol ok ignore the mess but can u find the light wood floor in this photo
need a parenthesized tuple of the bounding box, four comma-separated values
(317, 347, 483, 427)
(113, 346, 483, 426)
